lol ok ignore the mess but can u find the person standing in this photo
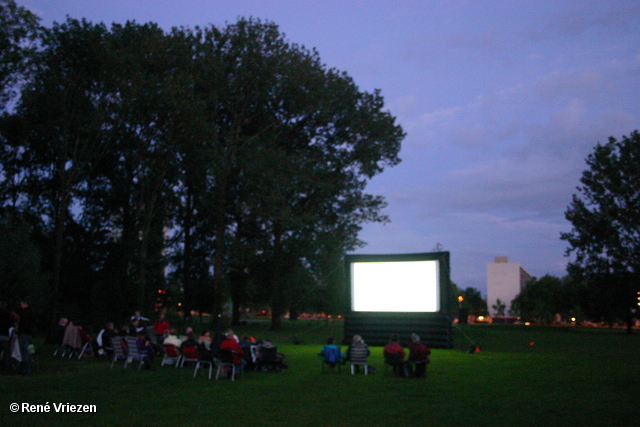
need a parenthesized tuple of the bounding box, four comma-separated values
(15, 301, 35, 375)
(153, 315, 170, 344)
(0, 302, 16, 371)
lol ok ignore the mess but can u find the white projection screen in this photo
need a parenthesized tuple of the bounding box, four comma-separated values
(351, 259, 440, 312)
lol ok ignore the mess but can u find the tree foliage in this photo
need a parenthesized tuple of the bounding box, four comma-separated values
(0, 11, 404, 329)
(561, 131, 640, 329)
(0, 0, 39, 108)
(451, 282, 487, 317)
(511, 275, 578, 324)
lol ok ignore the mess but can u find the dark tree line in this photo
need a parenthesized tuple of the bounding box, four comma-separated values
(512, 131, 640, 330)
(561, 131, 640, 332)
(0, 1, 404, 329)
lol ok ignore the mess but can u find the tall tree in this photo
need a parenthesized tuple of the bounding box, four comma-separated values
(561, 131, 640, 332)
(83, 21, 186, 315)
(3, 19, 110, 321)
(200, 18, 404, 329)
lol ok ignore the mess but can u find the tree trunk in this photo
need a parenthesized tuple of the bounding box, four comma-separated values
(270, 228, 284, 331)
(212, 181, 227, 318)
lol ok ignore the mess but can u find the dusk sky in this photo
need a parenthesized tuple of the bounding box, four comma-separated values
(19, 0, 640, 295)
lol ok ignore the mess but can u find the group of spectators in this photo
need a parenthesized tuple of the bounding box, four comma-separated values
(320, 333, 431, 378)
(0, 300, 35, 375)
(161, 326, 286, 372)
(5, 304, 429, 378)
(383, 333, 431, 378)
(43, 310, 259, 373)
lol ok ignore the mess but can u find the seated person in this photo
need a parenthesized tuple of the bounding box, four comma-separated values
(180, 332, 198, 351)
(219, 331, 245, 367)
(239, 335, 256, 366)
(319, 337, 344, 368)
(197, 331, 213, 350)
(383, 335, 405, 376)
(163, 329, 183, 348)
(407, 333, 431, 378)
(128, 319, 143, 336)
(346, 335, 370, 373)
(224, 328, 239, 343)
(130, 310, 149, 326)
(134, 333, 156, 371)
(179, 327, 194, 342)
(62, 321, 82, 352)
(95, 322, 117, 355)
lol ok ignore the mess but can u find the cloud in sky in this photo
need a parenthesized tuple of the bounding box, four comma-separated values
(19, 0, 640, 296)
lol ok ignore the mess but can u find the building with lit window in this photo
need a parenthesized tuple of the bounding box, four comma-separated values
(487, 256, 532, 317)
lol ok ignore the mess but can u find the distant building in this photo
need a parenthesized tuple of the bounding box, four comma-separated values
(487, 257, 532, 317)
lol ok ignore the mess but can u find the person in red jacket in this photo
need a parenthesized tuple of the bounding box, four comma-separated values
(153, 315, 170, 344)
(407, 333, 431, 378)
(219, 331, 244, 366)
(383, 335, 405, 376)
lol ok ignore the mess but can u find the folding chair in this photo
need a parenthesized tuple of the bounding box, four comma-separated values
(179, 345, 198, 367)
(384, 351, 403, 376)
(123, 336, 148, 369)
(53, 345, 68, 357)
(110, 337, 127, 369)
(347, 343, 370, 375)
(161, 344, 181, 367)
(193, 346, 214, 379)
(215, 349, 244, 381)
(77, 340, 95, 359)
(320, 346, 342, 373)
(350, 360, 369, 375)
(62, 326, 82, 358)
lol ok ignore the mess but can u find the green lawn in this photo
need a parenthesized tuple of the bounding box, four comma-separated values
(1, 322, 638, 426)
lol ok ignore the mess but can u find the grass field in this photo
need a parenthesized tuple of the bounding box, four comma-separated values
(1, 321, 638, 426)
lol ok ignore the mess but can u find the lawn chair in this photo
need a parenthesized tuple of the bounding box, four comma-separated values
(349, 354, 369, 375)
(320, 346, 342, 373)
(53, 345, 68, 357)
(161, 344, 181, 367)
(384, 351, 403, 376)
(123, 336, 148, 369)
(77, 340, 95, 359)
(110, 336, 127, 369)
(179, 345, 198, 367)
(215, 349, 244, 381)
(62, 325, 83, 358)
(193, 345, 214, 379)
